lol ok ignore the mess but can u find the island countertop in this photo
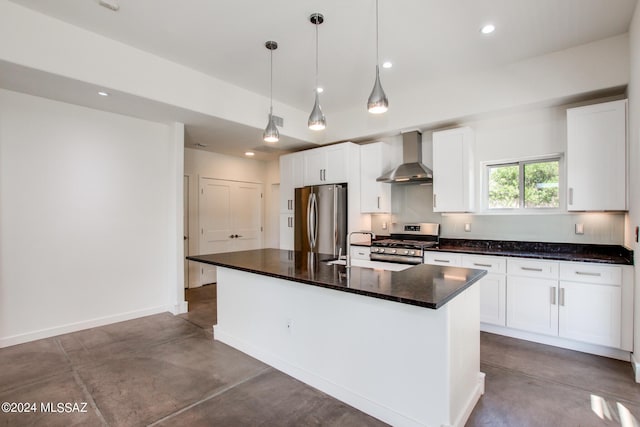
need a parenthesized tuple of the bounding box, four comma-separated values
(187, 248, 486, 309)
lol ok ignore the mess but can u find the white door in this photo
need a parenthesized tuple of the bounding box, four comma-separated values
(478, 274, 506, 326)
(506, 276, 559, 336)
(199, 178, 263, 285)
(558, 281, 621, 348)
(231, 182, 263, 251)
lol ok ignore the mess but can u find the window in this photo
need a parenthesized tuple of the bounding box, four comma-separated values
(487, 158, 560, 210)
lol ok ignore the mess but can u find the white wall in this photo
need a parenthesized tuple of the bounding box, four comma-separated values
(183, 148, 271, 287)
(369, 100, 627, 244)
(0, 89, 182, 347)
(627, 2, 640, 380)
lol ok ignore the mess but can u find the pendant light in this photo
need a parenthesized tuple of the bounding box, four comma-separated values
(308, 13, 326, 131)
(367, 0, 388, 114)
(263, 40, 279, 143)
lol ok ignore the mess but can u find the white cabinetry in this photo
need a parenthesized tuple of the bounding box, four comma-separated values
(350, 245, 371, 260)
(279, 214, 294, 251)
(566, 99, 627, 211)
(303, 143, 353, 186)
(462, 255, 506, 327)
(558, 263, 623, 348)
(360, 142, 394, 213)
(423, 252, 462, 266)
(432, 127, 474, 212)
(279, 152, 303, 213)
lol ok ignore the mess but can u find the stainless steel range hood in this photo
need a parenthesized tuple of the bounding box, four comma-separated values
(376, 130, 433, 184)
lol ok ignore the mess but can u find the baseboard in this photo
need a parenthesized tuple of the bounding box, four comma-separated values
(169, 300, 188, 315)
(450, 372, 486, 427)
(481, 324, 631, 361)
(214, 326, 426, 427)
(0, 305, 169, 348)
(632, 353, 640, 383)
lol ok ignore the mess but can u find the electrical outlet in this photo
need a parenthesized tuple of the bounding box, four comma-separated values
(464, 223, 471, 232)
(575, 223, 584, 235)
(382, 222, 388, 230)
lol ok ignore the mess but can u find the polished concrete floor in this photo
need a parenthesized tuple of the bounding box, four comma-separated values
(1, 284, 639, 426)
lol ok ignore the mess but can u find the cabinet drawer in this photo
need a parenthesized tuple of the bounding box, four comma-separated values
(559, 262, 621, 285)
(424, 252, 462, 267)
(462, 255, 506, 274)
(507, 259, 559, 279)
(350, 246, 371, 260)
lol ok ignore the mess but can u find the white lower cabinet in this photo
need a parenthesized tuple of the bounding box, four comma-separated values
(558, 281, 621, 348)
(505, 258, 628, 350)
(462, 255, 506, 327)
(507, 275, 559, 336)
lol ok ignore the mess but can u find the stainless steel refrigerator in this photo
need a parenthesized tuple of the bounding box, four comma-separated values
(295, 184, 347, 256)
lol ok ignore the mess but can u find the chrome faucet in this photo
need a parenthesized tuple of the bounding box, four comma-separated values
(346, 231, 376, 269)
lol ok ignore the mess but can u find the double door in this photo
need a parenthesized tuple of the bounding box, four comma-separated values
(199, 178, 263, 284)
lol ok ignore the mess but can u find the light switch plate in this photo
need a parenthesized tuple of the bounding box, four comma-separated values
(575, 223, 584, 235)
(464, 223, 471, 232)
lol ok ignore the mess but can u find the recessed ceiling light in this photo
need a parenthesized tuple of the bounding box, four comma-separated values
(382, 61, 393, 69)
(316, 87, 324, 93)
(245, 151, 255, 156)
(481, 24, 496, 34)
(98, 91, 109, 97)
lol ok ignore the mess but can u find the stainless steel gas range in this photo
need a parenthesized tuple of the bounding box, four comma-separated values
(370, 223, 440, 264)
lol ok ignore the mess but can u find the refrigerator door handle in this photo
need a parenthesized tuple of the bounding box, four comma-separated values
(307, 193, 314, 249)
(311, 192, 319, 249)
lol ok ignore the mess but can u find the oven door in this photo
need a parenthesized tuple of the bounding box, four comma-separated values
(370, 253, 423, 264)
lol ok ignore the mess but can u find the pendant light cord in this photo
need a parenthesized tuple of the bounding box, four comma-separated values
(375, 0, 379, 67)
(315, 21, 319, 90)
(270, 47, 274, 115)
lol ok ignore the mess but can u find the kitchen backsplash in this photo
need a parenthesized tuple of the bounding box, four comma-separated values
(370, 184, 626, 246)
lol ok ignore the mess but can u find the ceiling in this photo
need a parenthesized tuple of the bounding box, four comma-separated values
(5, 0, 638, 159)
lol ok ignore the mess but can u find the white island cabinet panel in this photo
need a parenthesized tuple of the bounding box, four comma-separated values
(566, 99, 627, 211)
(432, 127, 475, 212)
(214, 267, 483, 427)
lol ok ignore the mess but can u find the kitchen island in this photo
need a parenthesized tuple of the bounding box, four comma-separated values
(187, 249, 486, 427)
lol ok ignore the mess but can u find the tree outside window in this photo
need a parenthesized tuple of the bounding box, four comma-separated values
(488, 159, 560, 210)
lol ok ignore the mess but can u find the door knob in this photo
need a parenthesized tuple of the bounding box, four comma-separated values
(234, 234, 242, 238)
(229, 234, 235, 238)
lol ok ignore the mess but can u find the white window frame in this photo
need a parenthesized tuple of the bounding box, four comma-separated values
(481, 154, 564, 214)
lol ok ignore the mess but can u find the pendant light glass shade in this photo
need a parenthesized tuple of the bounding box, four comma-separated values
(308, 13, 326, 131)
(263, 40, 279, 143)
(368, 0, 388, 114)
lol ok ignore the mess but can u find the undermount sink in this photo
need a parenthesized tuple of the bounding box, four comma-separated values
(325, 258, 412, 272)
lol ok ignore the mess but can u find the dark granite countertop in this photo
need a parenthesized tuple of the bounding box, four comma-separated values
(432, 239, 633, 265)
(358, 236, 632, 265)
(187, 249, 486, 309)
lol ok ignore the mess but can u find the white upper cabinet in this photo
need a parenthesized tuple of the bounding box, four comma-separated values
(303, 143, 354, 186)
(566, 99, 627, 211)
(279, 152, 304, 213)
(432, 127, 475, 212)
(360, 142, 394, 213)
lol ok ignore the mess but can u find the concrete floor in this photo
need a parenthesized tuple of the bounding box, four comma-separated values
(1, 284, 639, 426)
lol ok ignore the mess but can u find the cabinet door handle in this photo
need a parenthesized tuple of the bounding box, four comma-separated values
(434, 259, 450, 263)
(575, 271, 601, 277)
(377, 196, 381, 209)
(550, 287, 556, 305)
(433, 194, 437, 208)
(559, 288, 565, 306)
(320, 169, 323, 181)
(521, 267, 543, 272)
(568, 188, 573, 205)
(473, 263, 493, 268)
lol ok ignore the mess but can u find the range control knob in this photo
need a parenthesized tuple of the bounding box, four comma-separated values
(378, 248, 385, 253)
(409, 250, 415, 256)
(371, 247, 377, 253)
(403, 250, 409, 255)
(390, 249, 397, 254)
